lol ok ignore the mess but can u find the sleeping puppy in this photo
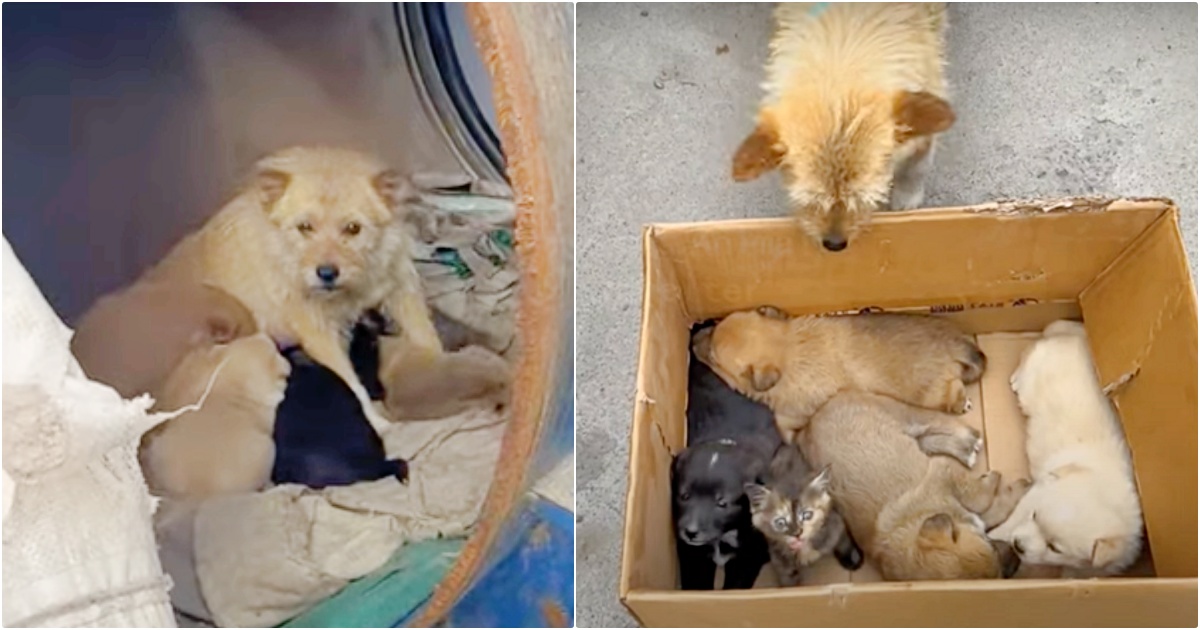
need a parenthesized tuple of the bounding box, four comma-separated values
(672, 323, 778, 590)
(271, 312, 408, 489)
(693, 306, 985, 442)
(733, 3, 954, 251)
(800, 392, 1027, 581)
(141, 333, 290, 499)
(988, 320, 1143, 577)
(72, 282, 257, 399)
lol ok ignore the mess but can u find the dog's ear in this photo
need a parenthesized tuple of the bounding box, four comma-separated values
(732, 112, 785, 182)
(808, 466, 832, 494)
(744, 483, 771, 511)
(1091, 536, 1124, 569)
(256, 168, 291, 208)
(755, 305, 789, 320)
(373, 170, 419, 214)
(691, 327, 714, 362)
(893, 91, 955, 143)
(918, 513, 958, 546)
(746, 364, 781, 392)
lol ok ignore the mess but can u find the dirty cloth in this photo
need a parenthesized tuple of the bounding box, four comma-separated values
(167, 406, 507, 628)
(2, 237, 181, 627)
(408, 178, 519, 355)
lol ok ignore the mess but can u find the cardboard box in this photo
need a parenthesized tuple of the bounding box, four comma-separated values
(620, 198, 1198, 627)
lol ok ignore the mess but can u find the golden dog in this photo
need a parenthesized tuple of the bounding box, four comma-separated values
(141, 146, 442, 433)
(732, 3, 954, 251)
(692, 306, 985, 442)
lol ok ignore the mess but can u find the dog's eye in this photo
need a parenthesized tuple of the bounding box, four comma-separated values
(297, 221, 314, 234)
(716, 498, 728, 508)
(799, 509, 814, 521)
(679, 491, 690, 501)
(1047, 542, 1061, 554)
(343, 221, 362, 236)
(773, 517, 788, 532)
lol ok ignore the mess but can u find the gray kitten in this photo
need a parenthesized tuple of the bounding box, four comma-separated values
(746, 444, 864, 586)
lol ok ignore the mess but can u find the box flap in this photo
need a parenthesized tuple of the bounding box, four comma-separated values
(1080, 208, 1199, 578)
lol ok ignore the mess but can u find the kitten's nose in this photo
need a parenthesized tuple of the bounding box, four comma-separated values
(316, 265, 340, 284)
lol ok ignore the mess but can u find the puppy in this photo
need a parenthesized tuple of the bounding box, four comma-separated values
(140, 333, 290, 499)
(382, 344, 512, 421)
(732, 3, 954, 251)
(141, 146, 443, 435)
(988, 320, 1143, 577)
(694, 306, 985, 442)
(72, 282, 257, 399)
(672, 324, 779, 590)
(800, 392, 1027, 581)
(271, 315, 408, 489)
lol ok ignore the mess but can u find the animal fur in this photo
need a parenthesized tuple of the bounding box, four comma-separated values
(693, 306, 986, 442)
(988, 320, 1144, 577)
(732, 3, 954, 251)
(140, 333, 290, 499)
(135, 146, 443, 434)
(800, 392, 1028, 581)
(72, 282, 257, 399)
(382, 344, 512, 421)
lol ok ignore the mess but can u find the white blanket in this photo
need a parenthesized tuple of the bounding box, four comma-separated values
(160, 406, 507, 628)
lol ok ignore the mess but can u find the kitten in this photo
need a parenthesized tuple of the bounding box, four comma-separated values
(746, 444, 864, 586)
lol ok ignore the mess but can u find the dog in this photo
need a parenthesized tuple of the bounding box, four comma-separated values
(693, 306, 986, 442)
(800, 392, 1027, 581)
(72, 282, 257, 399)
(140, 146, 443, 435)
(381, 344, 512, 421)
(271, 313, 408, 489)
(732, 3, 954, 251)
(988, 320, 1144, 577)
(140, 333, 290, 499)
(672, 324, 778, 590)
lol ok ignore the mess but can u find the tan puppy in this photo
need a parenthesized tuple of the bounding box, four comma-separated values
(733, 3, 954, 251)
(693, 306, 985, 442)
(382, 345, 512, 421)
(72, 282, 257, 399)
(141, 146, 442, 433)
(800, 392, 1027, 581)
(140, 333, 289, 499)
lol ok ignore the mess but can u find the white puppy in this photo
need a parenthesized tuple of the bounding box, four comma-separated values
(989, 320, 1143, 577)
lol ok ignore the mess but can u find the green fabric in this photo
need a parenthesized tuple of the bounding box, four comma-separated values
(280, 538, 465, 628)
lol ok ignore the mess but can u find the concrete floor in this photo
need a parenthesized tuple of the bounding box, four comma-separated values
(575, 3, 1197, 627)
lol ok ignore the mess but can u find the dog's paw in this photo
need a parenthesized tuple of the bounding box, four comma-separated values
(391, 459, 410, 484)
(962, 397, 973, 413)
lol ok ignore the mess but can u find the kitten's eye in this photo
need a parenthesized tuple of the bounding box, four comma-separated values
(800, 509, 814, 521)
(343, 221, 362, 236)
(773, 517, 788, 532)
(297, 221, 314, 234)
(1047, 542, 1062, 554)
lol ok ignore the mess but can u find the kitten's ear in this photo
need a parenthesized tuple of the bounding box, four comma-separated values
(744, 483, 770, 511)
(1091, 536, 1124, 569)
(809, 466, 832, 493)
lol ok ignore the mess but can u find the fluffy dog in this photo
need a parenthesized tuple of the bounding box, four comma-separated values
(693, 306, 985, 442)
(72, 282, 257, 399)
(988, 320, 1144, 577)
(732, 3, 954, 251)
(800, 392, 1027, 581)
(140, 333, 290, 499)
(142, 146, 442, 434)
(673, 324, 779, 590)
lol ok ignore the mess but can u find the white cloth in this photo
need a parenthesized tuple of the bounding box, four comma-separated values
(172, 406, 507, 628)
(2, 237, 182, 628)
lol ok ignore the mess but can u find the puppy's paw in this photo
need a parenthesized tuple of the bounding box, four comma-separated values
(962, 397, 973, 413)
(390, 459, 410, 484)
(978, 470, 1001, 494)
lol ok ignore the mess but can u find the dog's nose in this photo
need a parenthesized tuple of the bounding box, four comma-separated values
(316, 265, 340, 284)
(683, 526, 700, 541)
(821, 236, 848, 252)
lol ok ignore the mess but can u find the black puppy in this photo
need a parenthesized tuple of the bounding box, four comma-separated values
(271, 312, 408, 489)
(672, 322, 780, 590)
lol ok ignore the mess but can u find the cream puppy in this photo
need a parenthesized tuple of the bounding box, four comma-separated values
(989, 320, 1144, 577)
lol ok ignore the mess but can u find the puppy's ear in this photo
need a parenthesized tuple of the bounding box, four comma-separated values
(691, 327, 714, 362)
(1091, 536, 1124, 569)
(809, 466, 832, 493)
(256, 168, 291, 208)
(744, 483, 770, 511)
(893, 91, 955, 143)
(732, 112, 785, 182)
(756, 305, 789, 321)
(373, 170, 419, 214)
(918, 513, 958, 546)
(747, 364, 781, 392)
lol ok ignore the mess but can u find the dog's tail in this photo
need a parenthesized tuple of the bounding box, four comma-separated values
(958, 339, 988, 384)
